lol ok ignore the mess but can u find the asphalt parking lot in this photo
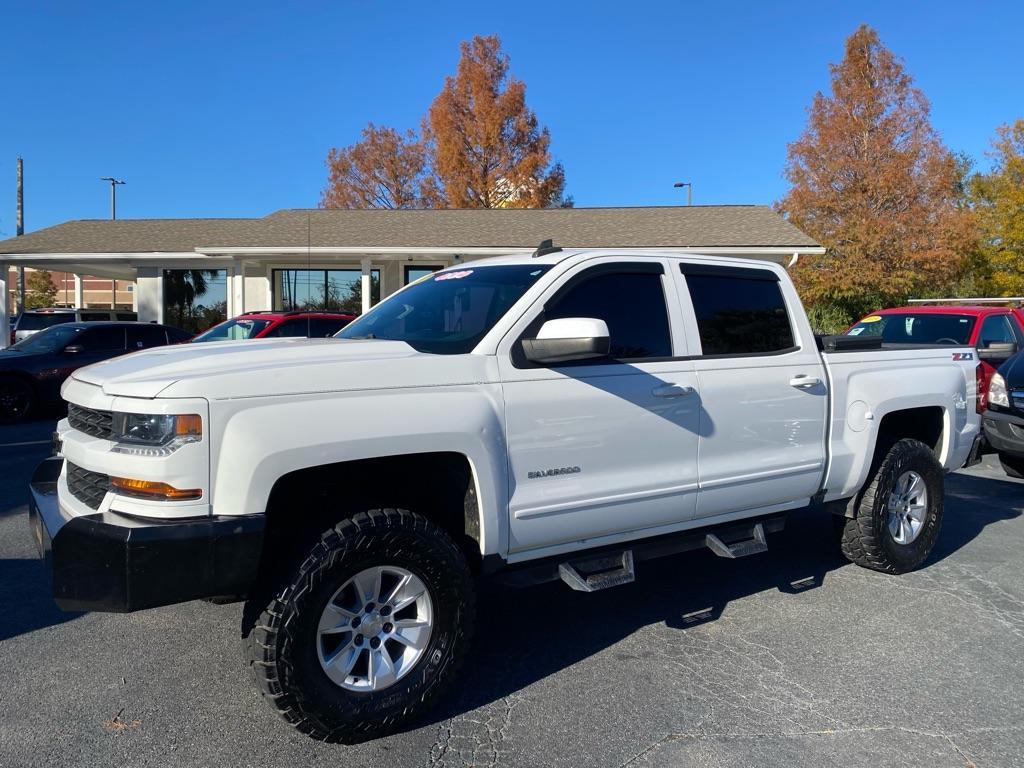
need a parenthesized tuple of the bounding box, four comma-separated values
(1, 418, 1022, 768)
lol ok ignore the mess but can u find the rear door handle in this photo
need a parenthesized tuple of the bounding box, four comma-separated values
(652, 384, 696, 398)
(789, 375, 821, 389)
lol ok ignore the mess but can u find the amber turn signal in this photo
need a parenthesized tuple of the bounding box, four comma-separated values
(174, 414, 203, 437)
(110, 476, 203, 501)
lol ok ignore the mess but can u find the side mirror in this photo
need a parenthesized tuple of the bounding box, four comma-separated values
(522, 317, 610, 364)
(63, 344, 84, 354)
(979, 341, 1018, 362)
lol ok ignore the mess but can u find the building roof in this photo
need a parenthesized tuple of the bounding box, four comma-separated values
(0, 205, 819, 255)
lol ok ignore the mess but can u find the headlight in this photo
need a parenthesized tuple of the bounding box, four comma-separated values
(110, 412, 202, 456)
(989, 373, 1010, 408)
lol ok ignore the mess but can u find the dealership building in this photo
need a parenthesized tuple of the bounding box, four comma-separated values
(0, 205, 822, 346)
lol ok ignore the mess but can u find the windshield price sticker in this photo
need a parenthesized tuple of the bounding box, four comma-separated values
(435, 270, 474, 281)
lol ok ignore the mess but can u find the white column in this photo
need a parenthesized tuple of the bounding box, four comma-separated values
(74, 274, 84, 308)
(135, 267, 164, 323)
(229, 261, 247, 316)
(131, 282, 138, 312)
(360, 257, 372, 315)
(111, 279, 117, 309)
(0, 262, 10, 349)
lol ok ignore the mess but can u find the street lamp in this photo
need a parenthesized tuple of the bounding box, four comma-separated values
(100, 177, 126, 219)
(673, 181, 692, 206)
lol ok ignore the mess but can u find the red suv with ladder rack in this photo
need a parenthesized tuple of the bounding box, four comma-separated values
(191, 310, 357, 343)
(847, 299, 1024, 413)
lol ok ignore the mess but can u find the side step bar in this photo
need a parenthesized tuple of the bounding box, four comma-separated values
(559, 550, 635, 592)
(705, 523, 768, 559)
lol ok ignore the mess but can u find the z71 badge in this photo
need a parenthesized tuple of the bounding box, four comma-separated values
(952, 352, 974, 361)
(528, 466, 582, 479)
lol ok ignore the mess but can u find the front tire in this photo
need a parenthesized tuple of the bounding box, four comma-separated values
(0, 375, 34, 424)
(999, 453, 1024, 479)
(244, 508, 474, 742)
(839, 438, 944, 574)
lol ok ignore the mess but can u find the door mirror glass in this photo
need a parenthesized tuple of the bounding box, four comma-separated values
(522, 317, 610, 364)
(63, 344, 84, 354)
(979, 341, 1018, 362)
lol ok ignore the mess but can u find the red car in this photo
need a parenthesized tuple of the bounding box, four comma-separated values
(192, 311, 357, 343)
(847, 302, 1024, 411)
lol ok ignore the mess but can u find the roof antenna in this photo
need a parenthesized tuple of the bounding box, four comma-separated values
(532, 238, 562, 258)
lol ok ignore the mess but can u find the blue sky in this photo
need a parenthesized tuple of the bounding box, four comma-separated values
(1, 1, 1022, 233)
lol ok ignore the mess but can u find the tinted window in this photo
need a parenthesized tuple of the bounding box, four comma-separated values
(192, 318, 272, 342)
(263, 319, 310, 338)
(848, 313, 974, 344)
(978, 315, 1016, 347)
(311, 318, 350, 337)
(545, 270, 672, 359)
(116, 312, 138, 321)
(166, 327, 193, 344)
(80, 312, 112, 321)
(10, 324, 83, 353)
(684, 273, 794, 356)
(126, 325, 168, 349)
(338, 265, 551, 354)
(16, 313, 74, 331)
(76, 326, 125, 351)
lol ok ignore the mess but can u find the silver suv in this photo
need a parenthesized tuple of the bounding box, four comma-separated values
(13, 308, 137, 343)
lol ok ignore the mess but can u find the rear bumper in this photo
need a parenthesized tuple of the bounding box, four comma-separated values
(983, 409, 1024, 460)
(28, 457, 264, 613)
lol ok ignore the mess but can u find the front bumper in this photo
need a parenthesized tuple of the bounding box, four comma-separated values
(982, 409, 1024, 460)
(29, 457, 264, 613)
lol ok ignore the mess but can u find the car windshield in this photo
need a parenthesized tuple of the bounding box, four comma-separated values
(17, 312, 74, 331)
(9, 324, 83, 353)
(336, 265, 552, 354)
(847, 313, 975, 344)
(192, 318, 272, 342)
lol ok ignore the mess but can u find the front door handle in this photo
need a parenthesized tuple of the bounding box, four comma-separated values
(789, 375, 821, 389)
(652, 384, 696, 398)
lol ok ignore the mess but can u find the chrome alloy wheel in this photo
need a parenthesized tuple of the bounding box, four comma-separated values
(887, 470, 928, 545)
(316, 565, 433, 692)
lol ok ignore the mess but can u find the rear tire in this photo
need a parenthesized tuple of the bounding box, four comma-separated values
(0, 375, 34, 424)
(839, 438, 943, 574)
(999, 454, 1024, 479)
(243, 508, 474, 742)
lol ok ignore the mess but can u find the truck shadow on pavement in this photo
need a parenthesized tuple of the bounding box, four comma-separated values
(0, 558, 84, 641)
(415, 472, 1024, 734)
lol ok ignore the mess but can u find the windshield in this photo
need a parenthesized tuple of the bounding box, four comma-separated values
(336, 265, 552, 354)
(17, 312, 74, 331)
(9, 324, 83, 353)
(192, 317, 272, 342)
(847, 313, 975, 345)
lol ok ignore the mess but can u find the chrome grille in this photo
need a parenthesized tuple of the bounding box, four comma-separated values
(67, 404, 114, 440)
(66, 461, 109, 510)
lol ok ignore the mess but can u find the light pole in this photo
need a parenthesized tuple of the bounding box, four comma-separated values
(100, 177, 126, 219)
(673, 181, 692, 205)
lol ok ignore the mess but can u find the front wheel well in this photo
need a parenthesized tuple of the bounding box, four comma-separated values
(259, 452, 483, 580)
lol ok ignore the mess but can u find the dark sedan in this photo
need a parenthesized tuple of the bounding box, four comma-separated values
(0, 322, 191, 423)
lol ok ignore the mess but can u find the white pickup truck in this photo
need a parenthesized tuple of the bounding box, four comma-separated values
(29, 248, 984, 742)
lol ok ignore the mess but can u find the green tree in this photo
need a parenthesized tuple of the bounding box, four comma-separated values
(163, 269, 221, 332)
(969, 119, 1024, 295)
(25, 269, 58, 309)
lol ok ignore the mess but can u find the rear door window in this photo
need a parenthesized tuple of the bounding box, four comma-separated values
(80, 312, 113, 321)
(126, 325, 168, 349)
(978, 315, 1017, 348)
(681, 267, 795, 356)
(311, 317, 351, 337)
(16, 313, 73, 331)
(263, 319, 310, 338)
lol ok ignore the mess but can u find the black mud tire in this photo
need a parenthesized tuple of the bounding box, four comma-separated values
(0, 375, 34, 424)
(839, 438, 944, 574)
(999, 453, 1024, 479)
(243, 508, 474, 743)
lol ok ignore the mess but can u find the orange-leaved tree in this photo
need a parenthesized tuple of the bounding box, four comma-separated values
(424, 35, 565, 209)
(969, 119, 1024, 295)
(776, 25, 976, 324)
(321, 124, 439, 209)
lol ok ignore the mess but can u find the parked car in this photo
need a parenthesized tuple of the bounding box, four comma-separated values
(0, 321, 190, 423)
(13, 307, 138, 344)
(32, 249, 983, 742)
(191, 311, 356, 343)
(847, 302, 1024, 410)
(984, 351, 1024, 477)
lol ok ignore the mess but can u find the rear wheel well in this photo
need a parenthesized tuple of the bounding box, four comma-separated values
(874, 406, 944, 461)
(259, 452, 482, 581)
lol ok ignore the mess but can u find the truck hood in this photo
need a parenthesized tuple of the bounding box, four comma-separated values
(70, 338, 490, 399)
